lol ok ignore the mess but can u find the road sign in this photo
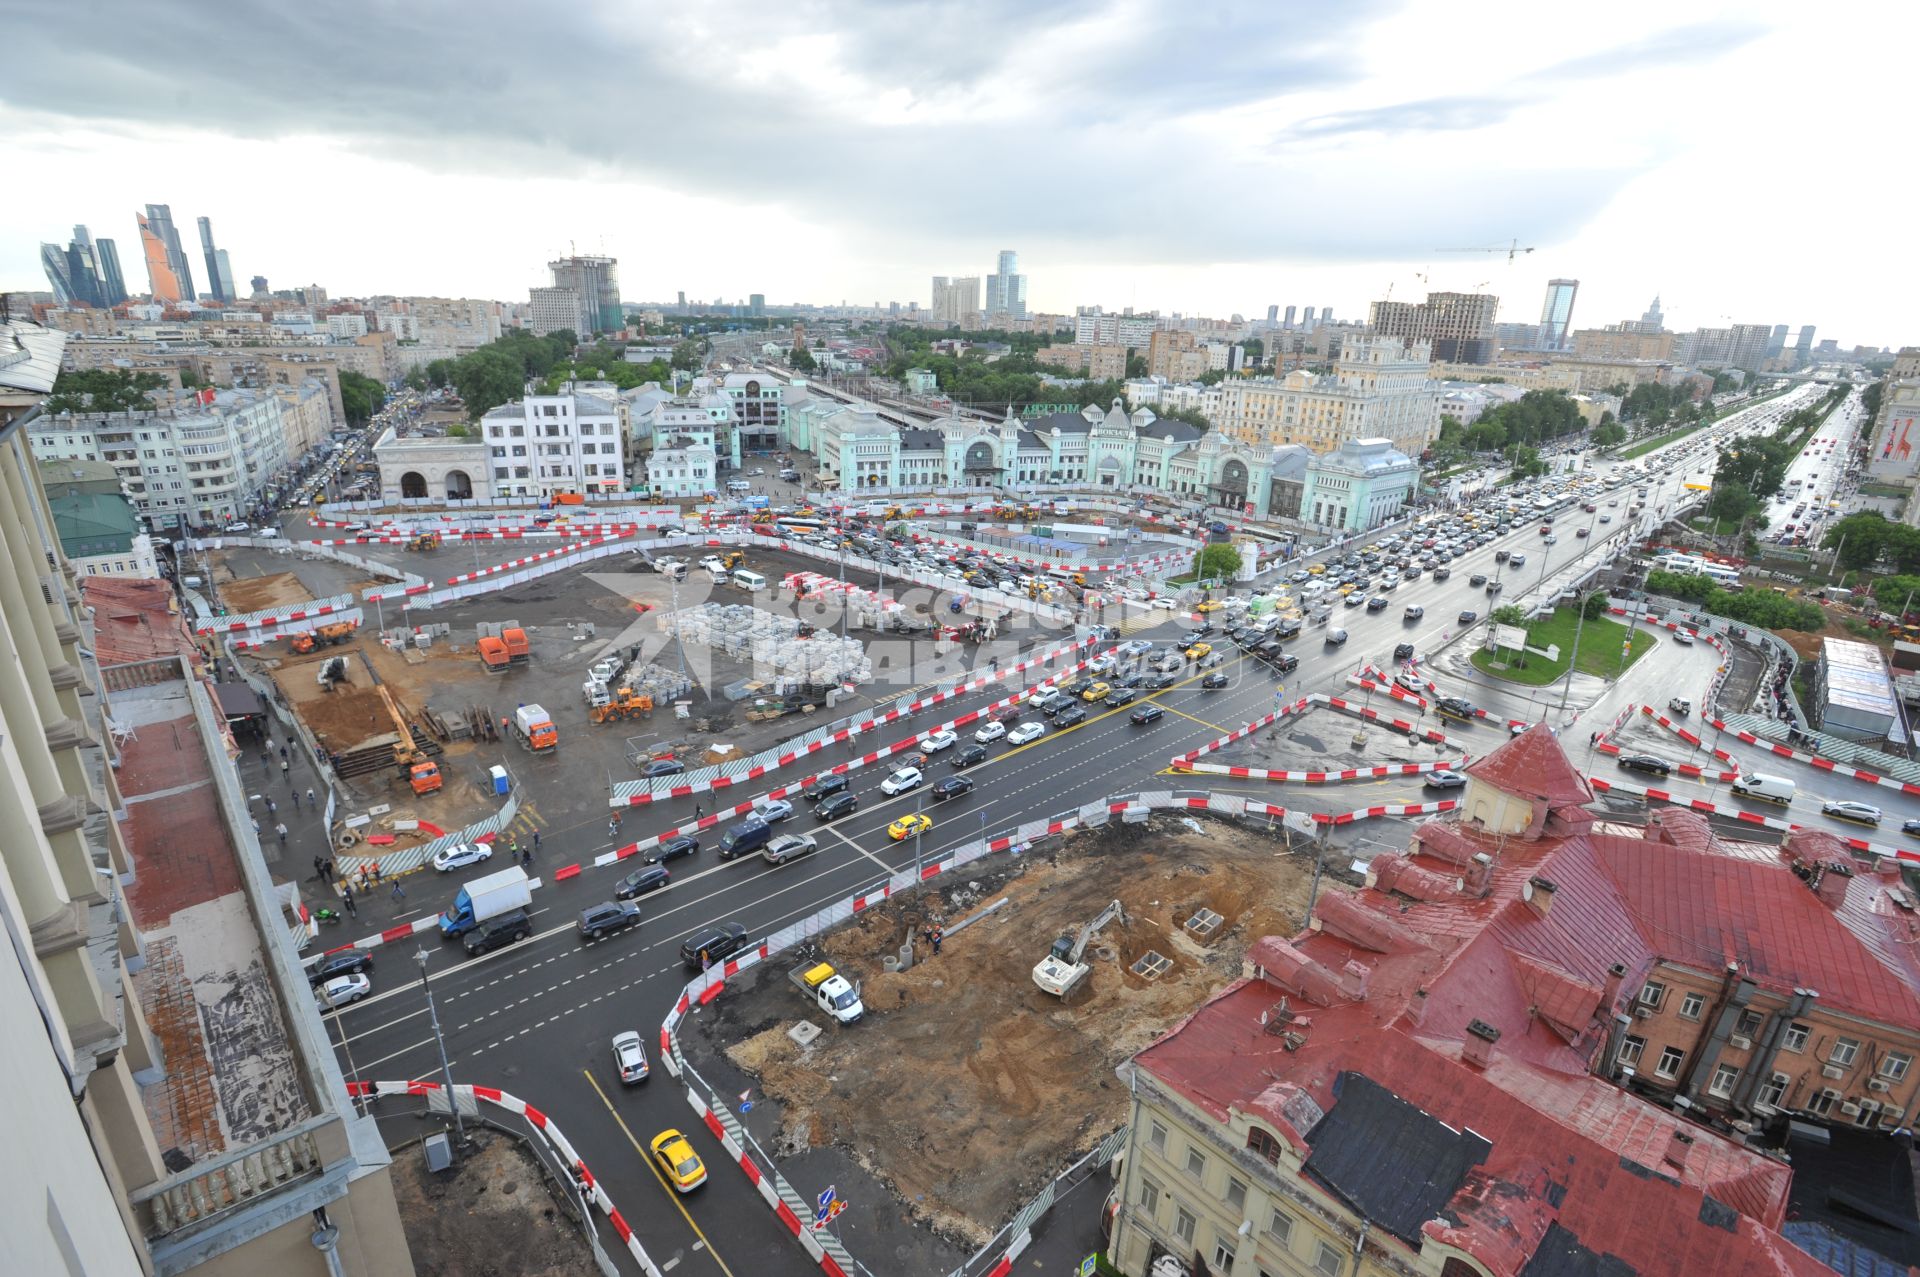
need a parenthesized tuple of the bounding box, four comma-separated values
(1080, 1256, 1098, 1277)
(817, 1186, 837, 1212)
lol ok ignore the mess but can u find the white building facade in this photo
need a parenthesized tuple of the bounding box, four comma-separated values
(479, 385, 626, 498)
(1215, 335, 1441, 459)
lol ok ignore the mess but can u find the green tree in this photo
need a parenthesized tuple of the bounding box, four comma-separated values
(790, 343, 818, 372)
(1126, 353, 1149, 379)
(1505, 443, 1548, 479)
(44, 368, 167, 414)
(1239, 338, 1264, 363)
(1490, 604, 1530, 628)
(451, 348, 526, 418)
(1582, 590, 1611, 621)
(1155, 406, 1213, 432)
(337, 370, 387, 425)
(1869, 575, 1920, 615)
(670, 339, 704, 371)
(1706, 481, 1763, 525)
(1823, 510, 1896, 570)
(425, 359, 455, 389)
(446, 423, 470, 437)
(403, 369, 428, 392)
(1192, 542, 1243, 585)
(1592, 421, 1626, 448)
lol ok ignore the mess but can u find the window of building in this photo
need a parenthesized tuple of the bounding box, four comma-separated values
(1148, 1121, 1168, 1154)
(1213, 1240, 1237, 1272)
(1268, 1209, 1294, 1246)
(1225, 1176, 1247, 1213)
(1758, 1074, 1789, 1109)
(1619, 1036, 1645, 1067)
(1313, 1240, 1344, 1276)
(1641, 982, 1667, 1012)
(1656, 1046, 1685, 1079)
(1735, 1009, 1764, 1039)
(1880, 1054, 1912, 1082)
(1174, 1206, 1197, 1245)
(1679, 992, 1706, 1021)
(1831, 1038, 1860, 1068)
(1138, 1177, 1160, 1216)
(1709, 1063, 1740, 1098)
(1783, 1023, 1809, 1053)
(1185, 1147, 1206, 1180)
(1808, 1088, 1839, 1117)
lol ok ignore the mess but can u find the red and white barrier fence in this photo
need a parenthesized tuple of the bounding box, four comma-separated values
(1587, 776, 1920, 863)
(1703, 714, 1920, 799)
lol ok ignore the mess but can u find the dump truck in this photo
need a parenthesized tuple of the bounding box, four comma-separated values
(788, 961, 864, 1024)
(407, 531, 442, 551)
(407, 759, 443, 795)
(439, 864, 531, 938)
(501, 626, 530, 666)
(512, 704, 558, 751)
(477, 635, 511, 673)
(289, 621, 355, 654)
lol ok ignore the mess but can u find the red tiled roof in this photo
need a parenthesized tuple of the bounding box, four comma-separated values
(1465, 723, 1593, 808)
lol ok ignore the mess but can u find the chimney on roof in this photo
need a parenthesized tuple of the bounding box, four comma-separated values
(1462, 1019, 1501, 1069)
(1524, 875, 1557, 917)
(1463, 852, 1494, 899)
(1338, 959, 1371, 1002)
(1408, 988, 1429, 1026)
(1663, 1129, 1695, 1173)
(1601, 962, 1628, 1012)
(1810, 861, 1854, 910)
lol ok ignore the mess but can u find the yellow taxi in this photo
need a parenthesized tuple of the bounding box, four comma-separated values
(650, 1130, 707, 1192)
(1183, 642, 1213, 661)
(1195, 600, 1223, 613)
(1336, 582, 1358, 596)
(1081, 681, 1111, 702)
(1307, 563, 1327, 576)
(888, 813, 933, 841)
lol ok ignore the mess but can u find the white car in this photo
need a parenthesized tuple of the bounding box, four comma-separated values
(317, 973, 371, 1010)
(1026, 685, 1057, 706)
(612, 1030, 650, 1084)
(1006, 722, 1046, 746)
(881, 767, 924, 796)
(918, 730, 958, 753)
(753, 798, 795, 823)
(432, 842, 493, 873)
(974, 720, 1008, 743)
(1150, 597, 1178, 610)
(699, 555, 726, 571)
(1088, 655, 1118, 674)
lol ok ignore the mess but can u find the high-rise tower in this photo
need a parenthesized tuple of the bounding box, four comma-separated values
(1538, 279, 1579, 350)
(136, 205, 194, 302)
(197, 216, 235, 302)
(985, 250, 1027, 319)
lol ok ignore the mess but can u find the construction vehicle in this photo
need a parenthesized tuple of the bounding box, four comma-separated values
(789, 961, 864, 1024)
(376, 683, 444, 793)
(477, 635, 511, 673)
(476, 621, 531, 670)
(1032, 899, 1127, 997)
(317, 655, 349, 691)
(407, 531, 442, 551)
(512, 704, 558, 752)
(590, 688, 654, 723)
(289, 621, 355, 654)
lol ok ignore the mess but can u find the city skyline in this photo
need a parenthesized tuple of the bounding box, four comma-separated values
(0, 1, 1912, 346)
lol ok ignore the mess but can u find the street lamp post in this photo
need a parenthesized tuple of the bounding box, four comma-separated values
(414, 948, 466, 1143)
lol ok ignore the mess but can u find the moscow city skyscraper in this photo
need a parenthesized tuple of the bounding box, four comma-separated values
(136, 203, 195, 302)
(197, 216, 235, 302)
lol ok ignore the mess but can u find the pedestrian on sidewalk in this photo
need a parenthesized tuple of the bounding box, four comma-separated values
(267, 797, 278, 817)
(312, 855, 326, 881)
(357, 865, 370, 890)
(265, 735, 276, 755)
(279, 745, 289, 764)
(289, 789, 300, 811)
(276, 822, 288, 846)
(532, 830, 540, 853)
(609, 816, 620, 840)
(694, 803, 702, 820)
(260, 748, 272, 769)
(281, 758, 291, 781)
(307, 787, 317, 808)
(370, 860, 382, 885)
(343, 890, 357, 918)
(390, 881, 406, 901)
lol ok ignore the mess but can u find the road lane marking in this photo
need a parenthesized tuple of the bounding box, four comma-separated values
(581, 1068, 738, 1277)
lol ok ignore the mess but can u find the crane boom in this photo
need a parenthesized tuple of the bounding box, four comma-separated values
(1433, 238, 1536, 263)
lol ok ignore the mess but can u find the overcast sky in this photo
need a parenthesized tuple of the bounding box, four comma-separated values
(1, 0, 1910, 347)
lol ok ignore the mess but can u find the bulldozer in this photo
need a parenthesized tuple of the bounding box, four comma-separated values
(407, 531, 443, 551)
(289, 621, 356, 655)
(719, 550, 745, 571)
(589, 688, 654, 723)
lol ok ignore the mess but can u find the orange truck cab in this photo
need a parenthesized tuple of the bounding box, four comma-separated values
(512, 704, 558, 751)
(409, 761, 443, 795)
(477, 636, 510, 673)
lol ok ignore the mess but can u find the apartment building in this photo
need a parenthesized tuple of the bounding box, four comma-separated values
(644, 400, 722, 498)
(1570, 324, 1676, 361)
(1111, 725, 1914, 1277)
(1367, 291, 1498, 364)
(715, 372, 786, 452)
(479, 383, 625, 498)
(1147, 329, 1209, 381)
(1, 317, 414, 1276)
(384, 296, 501, 348)
(1034, 342, 1130, 380)
(1074, 310, 1160, 346)
(1215, 336, 1439, 460)
(32, 387, 294, 531)
(527, 285, 590, 338)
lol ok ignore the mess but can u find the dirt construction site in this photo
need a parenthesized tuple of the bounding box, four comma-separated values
(683, 814, 1322, 1251)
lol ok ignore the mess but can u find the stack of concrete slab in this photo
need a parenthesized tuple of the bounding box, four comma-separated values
(664, 603, 872, 685)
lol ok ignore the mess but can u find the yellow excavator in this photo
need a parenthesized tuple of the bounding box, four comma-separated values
(590, 688, 654, 723)
(407, 531, 442, 551)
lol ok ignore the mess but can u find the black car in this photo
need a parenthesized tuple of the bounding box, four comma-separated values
(1268, 653, 1300, 674)
(1254, 639, 1284, 661)
(1130, 705, 1165, 725)
(1201, 671, 1230, 689)
(1053, 704, 1089, 727)
(932, 775, 975, 801)
(578, 900, 643, 940)
(815, 791, 860, 821)
(1275, 618, 1302, 638)
(1424, 770, 1466, 790)
(615, 864, 671, 899)
(1469, 573, 1488, 587)
(804, 774, 850, 802)
(648, 834, 699, 864)
(1903, 818, 1920, 836)
(307, 948, 374, 985)
(1485, 580, 1503, 595)
(1114, 671, 1147, 689)
(1142, 672, 1177, 690)
(1458, 609, 1478, 625)
(1393, 642, 1415, 662)
(1494, 549, 1510, 563)
(641, 758, 686, 777)
(680, 921, 750, 971)
(1432, 566, 1451, 581)
(1617, 753, 1673, 777)
(953, 744, 989, 768)
(1062, 678, 1095, 697)
(1104, 687, 1138, 706)
(1366, 595, 1389, 611)
(464, 908, 534, 956)
(1435, 697, 1477, 721)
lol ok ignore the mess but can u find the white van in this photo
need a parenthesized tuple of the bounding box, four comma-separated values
(726, 478, 752, 494)
(1730, 773, 1795, 805)
(732, 568, 768, 592)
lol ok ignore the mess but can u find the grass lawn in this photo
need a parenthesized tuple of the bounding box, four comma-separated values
(1470, 607, 1660, 687)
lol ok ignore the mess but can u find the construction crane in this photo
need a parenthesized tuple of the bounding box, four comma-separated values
(1032, 899, 1127, 998)
(1435, 239, 1535, 264)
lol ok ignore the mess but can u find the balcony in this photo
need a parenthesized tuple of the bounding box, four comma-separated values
(131, 1123, 326, 1246)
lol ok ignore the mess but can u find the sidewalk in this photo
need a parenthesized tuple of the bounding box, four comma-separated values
(233, 727, 336, 889)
